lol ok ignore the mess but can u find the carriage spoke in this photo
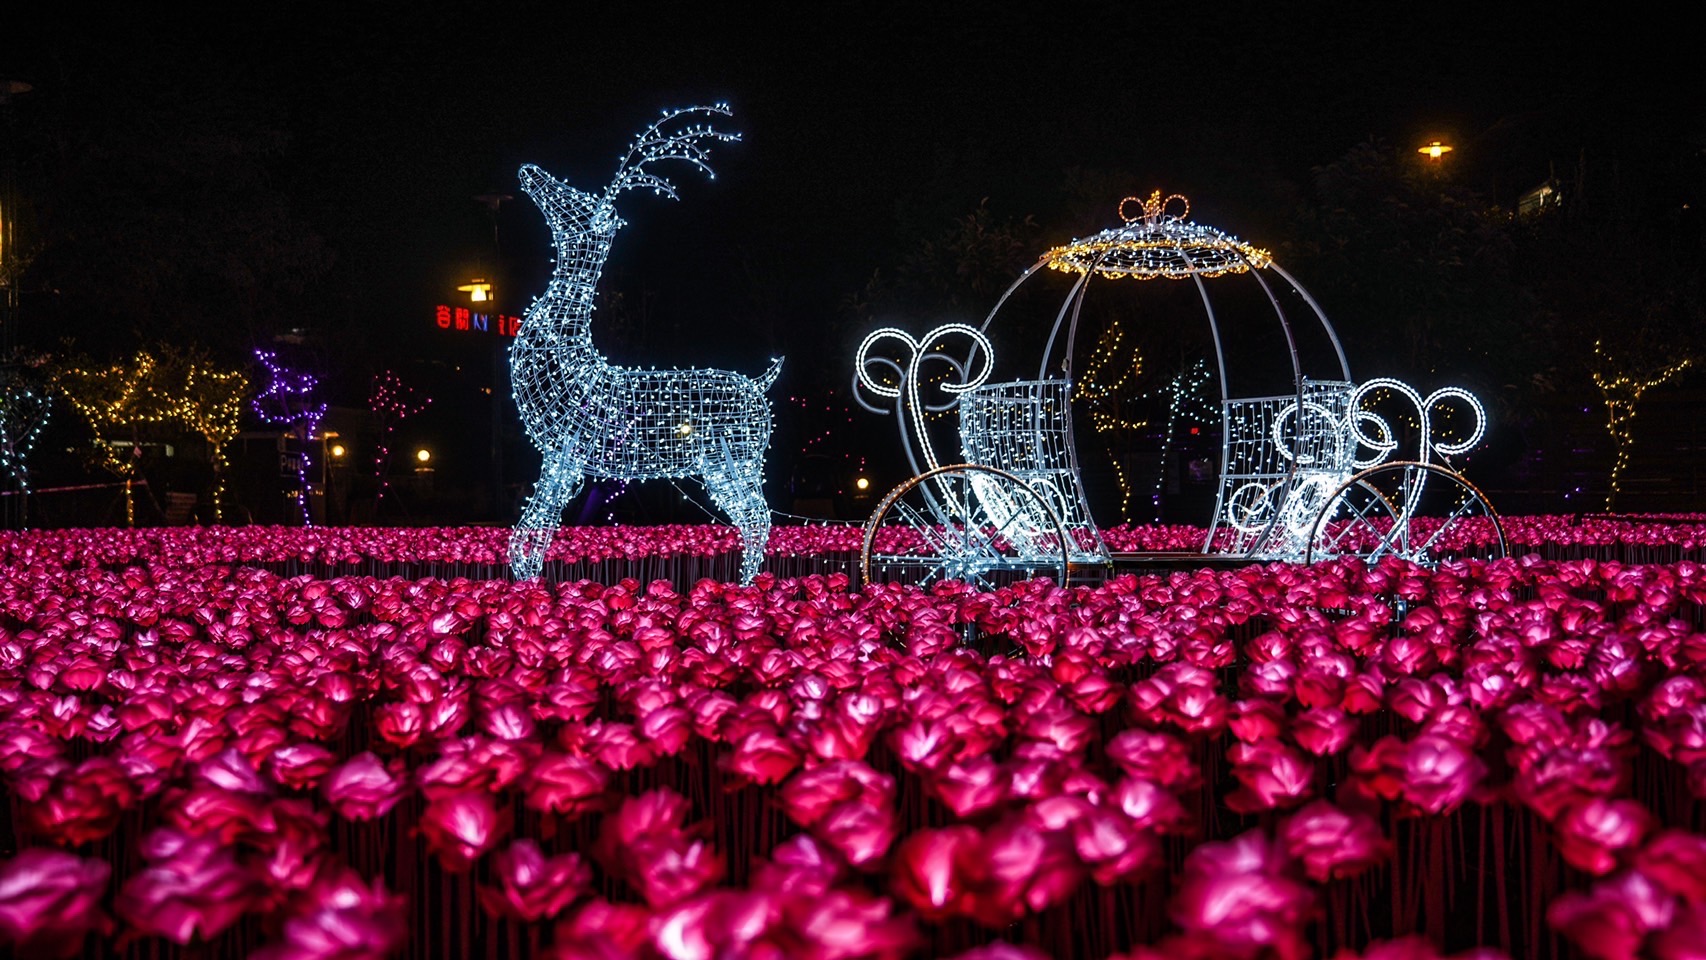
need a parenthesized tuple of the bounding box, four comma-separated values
(1411, 492, 1480, 558)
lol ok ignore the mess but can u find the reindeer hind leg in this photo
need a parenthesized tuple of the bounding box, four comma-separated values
(509, 453, 585, 581)
(704, 463, 771, 585)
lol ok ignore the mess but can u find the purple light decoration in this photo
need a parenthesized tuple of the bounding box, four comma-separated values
(253, 350, 327, 525)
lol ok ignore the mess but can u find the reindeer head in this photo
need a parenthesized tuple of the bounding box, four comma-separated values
(520, 163, 622, 242)
(519, 105, 740, 272)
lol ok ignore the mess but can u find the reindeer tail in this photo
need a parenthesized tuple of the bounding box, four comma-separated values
(756, 357, 784, 391)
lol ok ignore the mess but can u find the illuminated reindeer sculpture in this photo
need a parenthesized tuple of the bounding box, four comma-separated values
(509, 105, 781, 583)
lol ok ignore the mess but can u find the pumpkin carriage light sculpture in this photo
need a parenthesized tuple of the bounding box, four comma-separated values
(854, 192, 1505, 587)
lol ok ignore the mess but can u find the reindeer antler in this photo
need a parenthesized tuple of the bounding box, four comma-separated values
(606, 103, 740, 202)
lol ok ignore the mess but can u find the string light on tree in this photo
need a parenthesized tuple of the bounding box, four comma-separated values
(1592, 339, 1693, 511)
(54, 349, 248, 525)
(507, 105, 779, 584)
(1073, 320, 1148, 522)
(252, 350, 327, 526)
(1142, 358, 1214, 522)
(0, 368, 51, 524)
(369, 370, 431, 515)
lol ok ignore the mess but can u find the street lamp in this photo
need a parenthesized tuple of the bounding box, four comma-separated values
(1418, 140, 1453, 160)
(457, 278, 494, 303)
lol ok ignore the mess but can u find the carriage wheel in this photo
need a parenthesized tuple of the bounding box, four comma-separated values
(861, 463, 1071, 588)
(1305, 460, 1506, 565)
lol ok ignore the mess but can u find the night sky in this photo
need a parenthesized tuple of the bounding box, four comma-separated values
(4, 2, 1700, 512)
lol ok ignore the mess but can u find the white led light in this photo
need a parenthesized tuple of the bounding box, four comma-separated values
(1349, 378, 1486, 461)
(0, 371, 50, 503)
(854, 324, 993, 474)
(507, 105, 778, 584)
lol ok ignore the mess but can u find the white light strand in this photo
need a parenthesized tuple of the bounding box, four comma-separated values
(508, 105, 778, 584)
(854, 324, 993, 475)
(0, 371, 50, 502)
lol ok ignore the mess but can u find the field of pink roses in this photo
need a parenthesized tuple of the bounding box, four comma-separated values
(3, 522, 1706, 960)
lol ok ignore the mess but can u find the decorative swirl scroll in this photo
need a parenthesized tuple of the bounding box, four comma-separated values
(1270, 401, 1347, 468)
(1349, 378, 1486, 468)
(853, 324, 994, 476)
(1118, 191, 1190, 226)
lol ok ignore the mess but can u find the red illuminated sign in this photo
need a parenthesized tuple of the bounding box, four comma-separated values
(435, 305, 522, 337)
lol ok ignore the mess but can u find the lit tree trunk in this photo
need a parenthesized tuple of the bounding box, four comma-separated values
(1592, 340, 1692, 511)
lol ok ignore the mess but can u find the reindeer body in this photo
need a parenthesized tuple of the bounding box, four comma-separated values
(508, 107, 778, 583)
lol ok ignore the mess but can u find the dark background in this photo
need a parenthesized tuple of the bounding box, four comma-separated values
(3, 1, 1702, 526)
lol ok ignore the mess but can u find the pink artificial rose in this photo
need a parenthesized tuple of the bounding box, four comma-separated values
(249, 798, 329, 895)
(196, 747, 271, 795)
(418, 791, 509, 873)
(1226, 739, 1315, 813)
(373, 701, 426, 749)
(1650, 903, 1706, 960)
(929, 757, 1007, 819)
(1550, 870, 1675, 960)
(648, 890, 782, 960)
(264, 743, 338, 792)
(1555, 798, 1653, 876)
(1291, 707, 1358, 757)
(1110, 777, 1194, 835)
(780, 761, 894, 828)
(22, 756, 136, 847)
(116, 828, 265, 945)
(784, 887, 920, 960)
(812, 799, 899, 869)
(1280, 800, 1391, 882)
(524, 753, 610, 818)
(1636, 830, 1706, 902)
(751, 833, 846, 898)
(1105, 729, 1200, 790)
(0, 849, 111, 959)
(1070, 807, 1160, 886)
(321, 752, 409, 821)
(722, 730, 803, 786)
(624, 836, 726, 909)
(1513, 747, 1627, 820)
(595, 789, 692, 862)
(890, 826, 982, 921)
(477, 840, 591, 921)
(1399, 735, 1486, 815)
(1170, 831, 1316, 960)
(250, 867, 408, 960)
(162, 783, 265, 845)
(968, 817, 1084, 926)
(556, 898, 654, 957)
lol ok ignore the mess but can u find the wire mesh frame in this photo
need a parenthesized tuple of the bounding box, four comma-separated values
(958, 378, 1108, 562)
(964, 207, 1354, 559)
(506, 107, 778, 585)
(1216, 379, 1358, 559)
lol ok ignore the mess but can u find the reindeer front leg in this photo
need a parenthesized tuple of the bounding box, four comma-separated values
(509, 450, 585, 581)
(703, 456, 771, 585)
